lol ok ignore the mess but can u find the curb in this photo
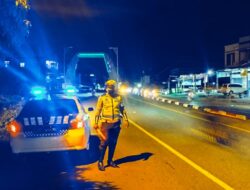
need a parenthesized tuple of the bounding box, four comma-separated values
(137, 94, 248, 120)
(203, 108, 247, 121)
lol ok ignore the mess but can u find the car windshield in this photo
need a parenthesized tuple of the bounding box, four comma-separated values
(19, 99, 78, 117)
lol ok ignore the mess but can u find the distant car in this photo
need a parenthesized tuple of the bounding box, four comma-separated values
(219, 83, 247, 96)
(6, 96, 91, 154)
(78, 85, 95, 96)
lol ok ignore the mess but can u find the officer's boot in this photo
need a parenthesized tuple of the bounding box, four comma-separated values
(98, 161, 105, 171)
(98, 145, 107, 171)
(107, 143, 119, 168)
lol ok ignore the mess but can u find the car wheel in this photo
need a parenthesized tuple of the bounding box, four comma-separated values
(228, 91, 233, 96)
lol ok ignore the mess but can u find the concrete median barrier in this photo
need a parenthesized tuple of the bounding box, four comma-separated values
(203, 107, 247, 120)
(135, 94, 248, 120)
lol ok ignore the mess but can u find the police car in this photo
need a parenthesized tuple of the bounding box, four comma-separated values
(6, 89, 91, 154)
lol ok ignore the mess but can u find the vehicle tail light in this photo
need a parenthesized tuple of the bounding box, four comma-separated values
(6, 120, 22, 137)
(70, 114, 85, 129)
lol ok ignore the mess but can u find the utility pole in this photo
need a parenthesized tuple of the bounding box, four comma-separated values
(109, 47, 119, 83)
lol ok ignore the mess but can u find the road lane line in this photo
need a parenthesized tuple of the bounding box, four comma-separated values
(129, 97, 250, 134)
(129, 119, 234, 190)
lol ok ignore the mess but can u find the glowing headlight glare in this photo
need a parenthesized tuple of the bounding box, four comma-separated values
(127, 87, 132, 93)
(133, 87, 139, 94)
(152, 89, 159, 97)
(144, 89, 149, 97)
(119, 86, 130, 94)
(120, 87, 126, 93)
(10, 125, 17, 133)
(140, 89, 144, 95)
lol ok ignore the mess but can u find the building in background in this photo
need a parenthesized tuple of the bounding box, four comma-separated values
(224, 36, 250, 68)
(216, 36, 250, 91)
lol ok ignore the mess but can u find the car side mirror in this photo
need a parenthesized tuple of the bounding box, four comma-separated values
(88, 107, 94, 112)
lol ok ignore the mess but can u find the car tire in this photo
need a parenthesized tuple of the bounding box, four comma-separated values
(228, 91, 233, 96)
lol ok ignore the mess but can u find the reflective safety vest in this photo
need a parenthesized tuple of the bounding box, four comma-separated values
(95, 93, 124, 123)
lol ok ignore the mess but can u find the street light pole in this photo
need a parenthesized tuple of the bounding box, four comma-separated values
(168, 75, 177, 94)
(109, 47, 119, 83)
(63, 46, 73, 82)
(205, 69, 214, 91)
(204, 74, 208, 91)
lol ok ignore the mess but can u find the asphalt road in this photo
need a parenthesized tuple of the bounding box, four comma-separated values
(1, 95, 250, 189)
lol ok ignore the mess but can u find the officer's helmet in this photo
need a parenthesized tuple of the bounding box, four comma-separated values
(105, 80, 117, 94)
(105, 80, 116, 89)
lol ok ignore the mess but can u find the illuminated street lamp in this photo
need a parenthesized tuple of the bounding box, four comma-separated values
(168, 75, 178, 94)
(204, 69, 214, 91)
(20, 62, 25, 68)
(207, 69, 214, 76)
(109, 47, 119, 83)
(137, 83, 142, 88)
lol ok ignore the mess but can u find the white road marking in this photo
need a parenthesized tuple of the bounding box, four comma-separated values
(129, 119, 234, 190)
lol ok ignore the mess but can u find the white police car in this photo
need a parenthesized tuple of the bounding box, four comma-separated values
(6, 94, 91, 154)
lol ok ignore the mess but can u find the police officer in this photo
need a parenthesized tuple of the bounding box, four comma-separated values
(94, 79, 129, 171)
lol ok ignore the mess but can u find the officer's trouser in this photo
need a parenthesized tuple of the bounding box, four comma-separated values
(98, 121, 121, 163)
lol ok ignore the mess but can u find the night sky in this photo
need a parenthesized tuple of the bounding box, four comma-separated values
(30, 0, 250, 82)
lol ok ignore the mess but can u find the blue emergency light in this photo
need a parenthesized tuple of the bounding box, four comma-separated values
(64, 86, 78, 95)
(31, 87, 46, 95)
(30, 87, 47, 99)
